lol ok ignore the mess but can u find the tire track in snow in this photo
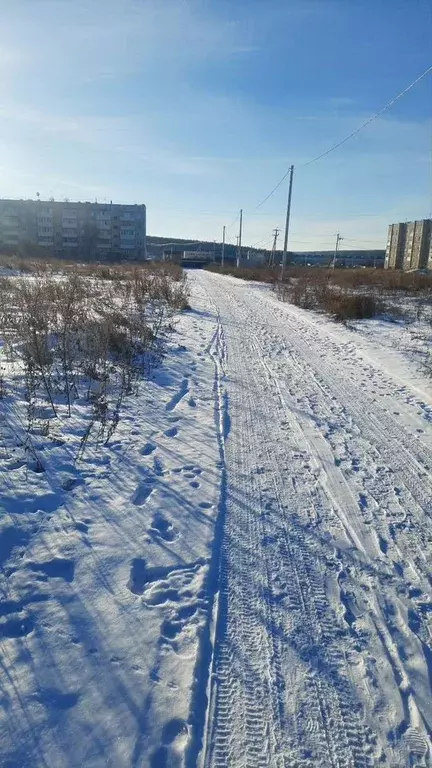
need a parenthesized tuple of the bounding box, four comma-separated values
(198, 272, 432, 768)
(242, 284, 432, 753)
(186, 307, 232, 768)
(253, 294, 432, 595)
(200, 277, 375, 767)
(198, 301, 280, 767)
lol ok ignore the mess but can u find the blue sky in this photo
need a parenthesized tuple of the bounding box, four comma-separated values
(0, 0, 431, 250)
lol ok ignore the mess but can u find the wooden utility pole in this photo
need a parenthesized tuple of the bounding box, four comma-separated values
(332, 232, 343, 269)
(221, 225, 226, 266)
(236, 209, 243, 267)
(281, 165, 294, 280)
(271, 227, 280, 266)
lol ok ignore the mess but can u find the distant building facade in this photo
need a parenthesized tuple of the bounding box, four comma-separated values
(0, 199, 146, 260)
(385, 220, 432, 271)
(290, 250, 385, 268)
(162, 250, 213, 266)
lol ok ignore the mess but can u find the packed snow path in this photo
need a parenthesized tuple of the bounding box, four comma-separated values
(197, 272, 432, 768)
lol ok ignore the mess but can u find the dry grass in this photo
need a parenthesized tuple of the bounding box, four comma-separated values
(0, 261, 189, 457)
(306, 268, 432, 293)
(206, 263, 432, 322)
(277, 278, 380, 321)
(205, 263, 280, 283)
(206, 263, 432, 292)
(277, 269, 431, 321)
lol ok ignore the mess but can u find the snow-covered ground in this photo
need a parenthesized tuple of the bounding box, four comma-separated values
(1, 270, 432, 767)
(0, 278, 221, 767)
(199, 273, 432, 768)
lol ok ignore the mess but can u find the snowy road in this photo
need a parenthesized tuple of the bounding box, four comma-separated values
(197, 272, 432, 768)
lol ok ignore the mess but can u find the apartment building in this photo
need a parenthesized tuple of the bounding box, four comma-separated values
(385, 219, 432, 271)
(0, 199, 146, 260)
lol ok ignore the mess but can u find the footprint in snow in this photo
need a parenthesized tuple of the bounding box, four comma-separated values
(150, 747, 169, 767)
(179, 466, 202, 487)
(164, 426, 178, 438)
(140, 442, 157, 456)
(28, 558, 75, 583)
(153, 456, 164, 476)
(74, 521, 89, 533)
(149, 513, 177, 542)
(132, 482, 154, 506)
(127, 558, 147, 595)
(0, 612, 34, 639)
(128, 558, 205, 604)
(162, 718, 189, 747)
(378, 535, 388, 554)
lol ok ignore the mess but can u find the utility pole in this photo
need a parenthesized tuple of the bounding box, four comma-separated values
(271, 227, 280, 266)
(236, 209, 243, 268)
(332, 232, 343, 269)
(281, 165, 294, 280)
(221, 225, 226, 266)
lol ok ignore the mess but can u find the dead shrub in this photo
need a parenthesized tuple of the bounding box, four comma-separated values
(325, 293, 378, 321)
(206, 263, 279, 284)
(0, 262, 188, 457)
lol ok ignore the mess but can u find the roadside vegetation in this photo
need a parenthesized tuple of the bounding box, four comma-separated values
(205, 263, 280, 283)
(206, 263, 432, 323)
(0, 258, 189, 465)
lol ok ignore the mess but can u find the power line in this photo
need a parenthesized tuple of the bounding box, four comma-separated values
(248, 238, 273, 252)
(289, 238, 335, 244)
(344, 238, 386, 244)
(251, 235, 272, 248)
(253, 63, 432, 209)
(226, 213, 240, 231)
(256, 167, 291, 209)
(301, 63, 432, 168)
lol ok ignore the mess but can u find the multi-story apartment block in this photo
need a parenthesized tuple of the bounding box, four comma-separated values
(385, 219, 432, 271)
(0, 199, 146, 260)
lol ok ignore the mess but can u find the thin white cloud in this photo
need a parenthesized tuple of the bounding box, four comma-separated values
(0, 0, 256, 88)
(0, 102, 227, 179)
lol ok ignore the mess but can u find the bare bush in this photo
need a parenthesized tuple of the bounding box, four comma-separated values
(210, 263, 431, 323)
(206, 263, 280, 284)
(0, 263, 188, 458)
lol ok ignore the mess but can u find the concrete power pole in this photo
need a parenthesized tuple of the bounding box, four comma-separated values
(332, 232, 343, 269)
(221, 225, 226, 266)
(271, 227, 280, 266)
(281, 165, 294, 280)
(236, 209, 243, 268)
